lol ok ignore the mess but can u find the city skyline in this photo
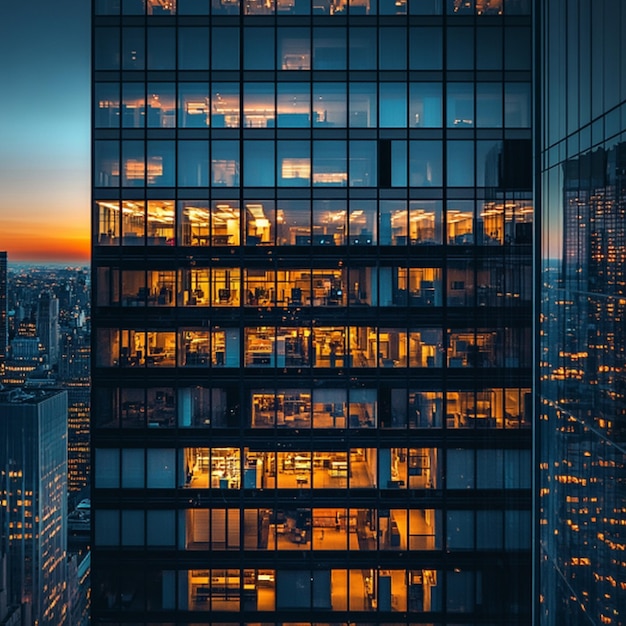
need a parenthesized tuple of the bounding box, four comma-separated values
(0, 0, 90, 263)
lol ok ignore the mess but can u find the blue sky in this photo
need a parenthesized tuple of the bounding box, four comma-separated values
(0, 0, 91, 262)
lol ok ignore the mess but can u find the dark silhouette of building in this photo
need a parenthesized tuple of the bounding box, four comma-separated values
(91, 0, 533, 622)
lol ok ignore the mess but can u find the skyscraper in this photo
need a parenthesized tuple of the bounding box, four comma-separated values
(37, 290, 60, 366)
(0, 388, 68, 625)
(540, 1, 626, 624)
(92, 0, 533, 622)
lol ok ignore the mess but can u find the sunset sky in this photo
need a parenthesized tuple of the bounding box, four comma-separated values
(0, 0, 90, 263)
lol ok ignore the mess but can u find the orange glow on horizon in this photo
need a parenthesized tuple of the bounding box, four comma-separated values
(0, 231, 90, 264)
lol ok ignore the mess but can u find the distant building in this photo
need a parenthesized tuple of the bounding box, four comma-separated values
(37, 291, 60, 366)
(2, 336, 45, 387)
(0, 388, 68, 625)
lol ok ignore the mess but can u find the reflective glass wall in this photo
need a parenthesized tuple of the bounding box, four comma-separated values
(540, 0, 626, 624)
(92, 0, 533, 623)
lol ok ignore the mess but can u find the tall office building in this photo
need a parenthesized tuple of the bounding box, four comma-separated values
(540, 1, 626, 624)
(37, 290, 60, 367)
(0, 388, 68, 625)
(92, 0, 533, 623)
(0, 252, 7, 376)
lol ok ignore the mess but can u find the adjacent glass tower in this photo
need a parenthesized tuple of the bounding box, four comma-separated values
(540, 1, 626, 624)
(91, 0, 533, 623)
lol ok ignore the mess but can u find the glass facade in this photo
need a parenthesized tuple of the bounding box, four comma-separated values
(91, 0, 533, 623)
(540, 1, 626, 625)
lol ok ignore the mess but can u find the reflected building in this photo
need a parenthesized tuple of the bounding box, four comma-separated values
(540, 1, 626, 625)
(91, 0, 533, 623)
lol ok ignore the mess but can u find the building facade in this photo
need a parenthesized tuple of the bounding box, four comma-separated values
(0, 388, 68, 626)
(540, 1, 626, 624)
(92, 0, 533, 623)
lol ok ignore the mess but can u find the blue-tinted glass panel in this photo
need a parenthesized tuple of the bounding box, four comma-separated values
(278, 28, 310, 70)
(212, 27, 240, 70)
(147, 83, 175, 128)
(379, 28, 407, 70)
(349, 141, 377, 187)
(212, 83, 240, 127)
(95, 27, 120, 70)
(447, 141, 474, 187)
(409, 141, 442, 187)
(447, 27, 474, 70)
(391, 141, 407, 187)
(244, 28, 276, 70)
(147, 27, 175, 70)
(476, 83, 503, 128)
(122, 0, 144, 14)
(95, 141, 120, 187)
(409, 27, 442, 70)
(380, 83, 407, 128)
(379, 200, 407, 245)
(122, 27, 145, 70)
(211, 141, 240, 187)
(244, 83, 275, 128)
(178, 141, 210, 187)
(505, 27, 531, 70)
(95, 83, 120, 128)
(244, 141, 276, 187)
(122, 140, 145, 187)
(476, 27, 502, 70)
(178, 0, 210, 13)
(122, 83, 144, 128)
(476, 140, 502, 187)
(96, 0, 121, 14)
(178, 83, 210, 128)
(313, 27, 347, 70)
(278, 141, 311, 187)
(277, 83, 311, 127)
(409, 83, 442, 128)
(349, 27, 377, 70)
(147, 140, 175, 187)
(313, 141, 347, 187)
(178, 27, 210, 70)
(504, 0, 530, 15)
(313, 83, 346, 127)
(409, 0, 442, 14)
(505, 83, 531, 128)
(349, 83, 377, 128)
(447, 83, 475, 127)
(380, 0, 406, 13)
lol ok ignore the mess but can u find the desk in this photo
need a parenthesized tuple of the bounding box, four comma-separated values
(212, 234, 232, 245)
